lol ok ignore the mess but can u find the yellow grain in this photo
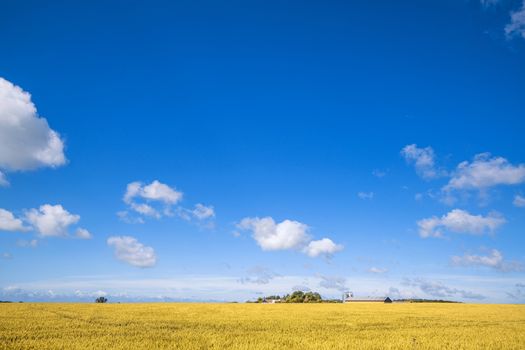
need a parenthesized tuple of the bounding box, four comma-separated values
(0, 303, 524, 349)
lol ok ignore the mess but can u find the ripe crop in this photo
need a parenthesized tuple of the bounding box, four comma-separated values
(1, 303, 524, 349)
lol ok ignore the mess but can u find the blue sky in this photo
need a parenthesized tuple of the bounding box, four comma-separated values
(0, 0, 524, 303)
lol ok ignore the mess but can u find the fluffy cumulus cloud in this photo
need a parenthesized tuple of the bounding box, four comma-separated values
(303, 238, 343, 258)
(0, 208, 29, 232)
(122, 180, 183, 220)
(513, 194, 525, 207)
(107, 236, 156, 268)
(124, 180, 182, 205)
(443, 153, 525, 192)
(402, 278, 485, 300)
(120, 180, 216, 227)
(451, 249, 523, 272)
(505, 1, 525, 39)
(25, 204, 80, 237)
(238, 217, 311, 251)
(0, 78, 66, 182)
(417, 209, 505, 238)
(401, 144, 442, 179)
(238, 217, 343, 258)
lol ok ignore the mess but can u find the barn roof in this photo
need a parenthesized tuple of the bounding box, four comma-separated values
(344, 296, 391, 301)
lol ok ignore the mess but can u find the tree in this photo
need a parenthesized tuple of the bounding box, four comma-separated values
(95, 297, 108, 303)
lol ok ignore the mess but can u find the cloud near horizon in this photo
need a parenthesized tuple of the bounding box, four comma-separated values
(402, 278, 485, 300)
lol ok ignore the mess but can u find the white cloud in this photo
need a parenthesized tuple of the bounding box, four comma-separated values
(25, 204, 80, 237)
(129, 202, 160, 218)
(303, 238, 343, 258)
(122, 180, 183, 220)
(401, 144, 441, 179)
(75, 228, 92, 239)
(444, 153, 525, 192)
(172, 205, 216, 231)
(451, 249, 523, 272)
(191, 203, 215, 220)
(107, 236, 156, 268)
(1, 252, 12, 259)
(124, 180, 182, 205)
(513, 194, 525, 208)
(238, 217, 343, 258)
(0, 208, 29, 232)
(368, 267, 388, 274)
(0, 78, 66, 181)
(417, 209, 505, 238)
(505, 1, 525, 39)
(122, 181, 214, 225)
(238, 217, 311, 251)
(4, 273, 520, 303)
(357, 192, 374, 200)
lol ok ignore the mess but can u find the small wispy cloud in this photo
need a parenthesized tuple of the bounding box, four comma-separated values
(513, 194, 525, 207)
(451, 249, 523, 272)
(318, 275, 347, 292)
(505, 1, 525, 39)
(402, 278, 485, 300)
(238, 266, 278, 285)
(357, 192, 374, 200)
(401, 144, 444, 180)
(368, 267, 388, 274)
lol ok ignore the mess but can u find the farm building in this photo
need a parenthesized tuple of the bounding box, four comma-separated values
(343, 292, 392, 303)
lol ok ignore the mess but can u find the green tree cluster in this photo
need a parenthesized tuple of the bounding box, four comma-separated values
(256, 291, 322, 303)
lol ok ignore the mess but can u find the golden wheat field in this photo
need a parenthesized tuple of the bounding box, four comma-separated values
(0, 303, 524, 349)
